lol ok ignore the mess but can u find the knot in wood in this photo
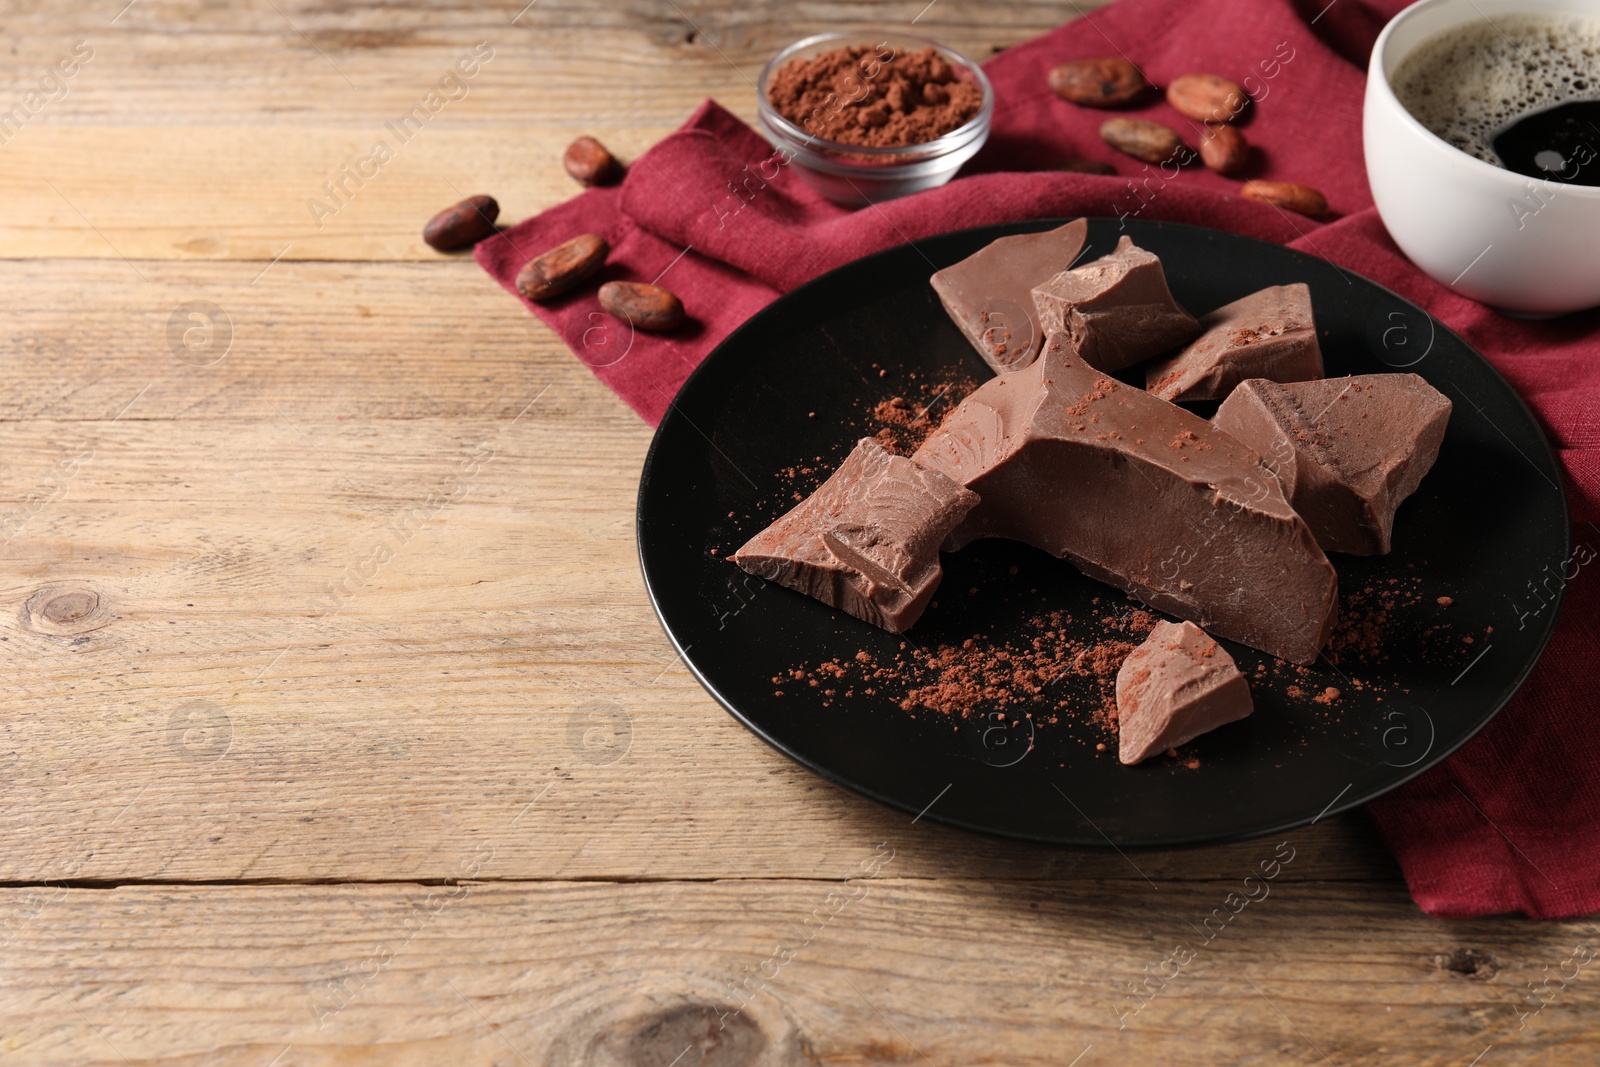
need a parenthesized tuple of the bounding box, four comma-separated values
(23, 585, 112, 637)
(620, 1003, 766, 1067)
(1435, 947, 1499, 980)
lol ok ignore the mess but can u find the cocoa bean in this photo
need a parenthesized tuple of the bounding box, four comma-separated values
(1241, 180, 1329, 217)
(422, 195, 499, 251)
(1199, 124, 1250, 175)
(1048, 58, 1152, 107)
(515, 233, 609, 302)
(1166, 73, 1249, 123)
(1100, 118, 1187, 165)
(563, 136, 622, 186)
(599, 281, 685, 332)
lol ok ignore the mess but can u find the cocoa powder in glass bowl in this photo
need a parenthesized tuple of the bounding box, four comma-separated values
(766, 43, 984, 149)
(757, 33, 994, 206)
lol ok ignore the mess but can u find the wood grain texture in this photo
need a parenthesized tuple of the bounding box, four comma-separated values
(3, 0, 1588, 1061)
(0, 127, 679, 260)
(0, 259, 621, 420)
(0, 0, 1108, 261)
(2, 879, 1597, 1066)
(1, 0, 1091, 126)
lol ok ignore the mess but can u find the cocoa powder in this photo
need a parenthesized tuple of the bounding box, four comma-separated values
(776, 604, 1158, 744)
(766, 44, 983, 148)
(866, 368, 980, 455)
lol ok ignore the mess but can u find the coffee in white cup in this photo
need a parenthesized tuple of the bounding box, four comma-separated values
(1391, 13, 1600, 185)
(1364, 0, 1600, 315)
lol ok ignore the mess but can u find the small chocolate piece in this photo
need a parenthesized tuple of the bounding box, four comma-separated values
(1146, 283, 1323, 402)
(730, 438, 980, 633)
(1031, 236, 1201, 373)
(930, 220, 1088, 374)
(1212, 375, 1452, 555)
(913, 335, 1337, 664)
(1117, 620, 1253, 764)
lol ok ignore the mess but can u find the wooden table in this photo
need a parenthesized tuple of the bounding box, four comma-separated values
(2, 1, 1595, 1063)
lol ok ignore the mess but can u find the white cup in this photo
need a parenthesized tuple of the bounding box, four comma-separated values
(1364, 0, 1600, 315)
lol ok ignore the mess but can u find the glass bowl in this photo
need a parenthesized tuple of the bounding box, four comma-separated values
(756, 31, 994, 207)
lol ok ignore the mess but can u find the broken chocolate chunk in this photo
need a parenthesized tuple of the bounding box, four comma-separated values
(1030, 235, 1201, 372)
(1212, 374, 1452, 555)
(1116, 620, 1253, 764)
(730, 438, 980, 633)
(1146, 283, 1323, 402)
(912, 334, 1337, 664)
(930, 220, 1089, 374)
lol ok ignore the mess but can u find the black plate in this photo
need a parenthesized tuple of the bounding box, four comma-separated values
(637, 218, 1569, 849)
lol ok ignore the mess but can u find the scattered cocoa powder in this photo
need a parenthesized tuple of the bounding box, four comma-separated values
(733, 439, 1471, 757)
(766, 44, 983, 148)
(872, 396, 916, 453)
(1324, 573, 1476, 675)
(718, 369, 981, 557)
(1328, 578, 1424, 665)
(762, 568, 1481, 751)
(873, 396, 912, 423)
(865, 367, 981, 455)
(777, 606, 1157, 745)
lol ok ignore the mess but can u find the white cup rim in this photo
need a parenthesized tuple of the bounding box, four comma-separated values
(1370, 0, 1600, 199)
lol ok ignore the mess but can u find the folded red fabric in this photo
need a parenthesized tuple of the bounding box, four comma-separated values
(477, 0, 1600, 917)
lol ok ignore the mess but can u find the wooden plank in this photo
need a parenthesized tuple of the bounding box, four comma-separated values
(0, 126, 680, 261)
(0, 0, 1113, 261)
(0, 259, 625, 422)
(1, 879, 1594, 1065)
(1, 0, 1099, 126)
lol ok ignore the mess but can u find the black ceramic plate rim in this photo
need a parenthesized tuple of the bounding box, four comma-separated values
(635, 217, 1570, 850)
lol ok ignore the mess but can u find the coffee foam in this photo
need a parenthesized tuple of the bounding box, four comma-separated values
(1392, 13, 1600, 165)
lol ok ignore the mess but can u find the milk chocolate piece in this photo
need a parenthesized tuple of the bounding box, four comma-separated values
(1212, 374, 1452, 555)
(930, 220, 1089, 374)
(1116, 620, 1253, 764)
(1030, 236, 1201, 372)
(1146, 283, 1323, 402)
(730, 438, 980, 633)
(913, 335, 1337, 664)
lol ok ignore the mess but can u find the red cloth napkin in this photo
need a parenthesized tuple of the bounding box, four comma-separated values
(478, 0, 1600, 918)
